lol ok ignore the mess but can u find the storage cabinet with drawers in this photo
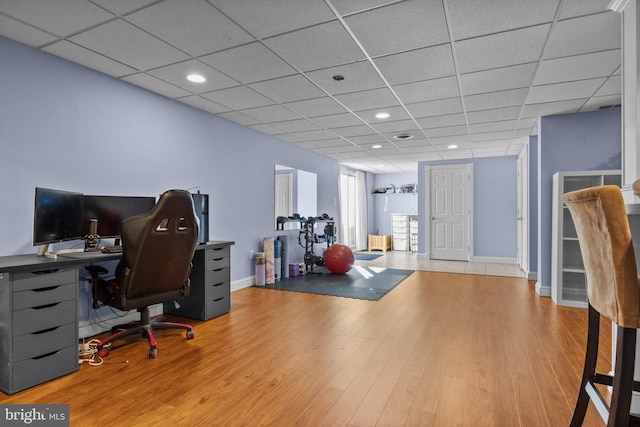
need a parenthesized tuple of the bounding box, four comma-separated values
(0, 267, 79, 395)
(391, 213, 418, 251)
(164, 242, 232, 320)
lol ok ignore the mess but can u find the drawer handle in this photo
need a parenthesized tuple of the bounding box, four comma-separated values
(33, 326, 60, 335)
(213, 268, 224, 272)
(213, 297, 223, 302)
(32, 285, 61, 292)
(33, 302, 59, 310)
(213, 247, 225, 251)
(213, 282, 224, 287)
(32, 350, 61, 360)
(32, 269, 61, 275)
(213, 257, 224, 261)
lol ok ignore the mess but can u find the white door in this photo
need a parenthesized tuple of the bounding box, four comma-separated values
(429, 164, 472, 261)
(275, 173, 293, 229)
(517, 150, 529, 273)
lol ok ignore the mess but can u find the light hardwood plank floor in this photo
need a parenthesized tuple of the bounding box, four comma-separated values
(0, 252, 608, 426)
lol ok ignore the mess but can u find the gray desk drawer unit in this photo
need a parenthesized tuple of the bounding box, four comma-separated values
(0, 268, 78, 395)
(164, 243, 231, 320)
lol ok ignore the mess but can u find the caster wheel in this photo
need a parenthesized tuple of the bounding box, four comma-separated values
(98, 347, 109, 358)
(186, 330, 194, 340)
(148, 347, 158, 358)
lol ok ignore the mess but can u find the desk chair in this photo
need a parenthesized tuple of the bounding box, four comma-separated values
(91, 189, 199, 359)
(563, 185, 640, 426)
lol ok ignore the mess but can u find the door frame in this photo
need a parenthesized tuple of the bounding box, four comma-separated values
(425, 163, 474, 260)
(517, 148, 529, 274)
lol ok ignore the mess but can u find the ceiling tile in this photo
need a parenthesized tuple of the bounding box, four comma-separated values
(241, 104, 302, 123)
(426, 125, 468, 138)
(371, 119, 419, 134)
(278, 129, 341, 143)
(543, 12, 620, 60)
(464, 88, 528, 112)
(332, 125, 376, 137)
(344, 0, 448, 57)
(580, 96, 621, 112)
(468, 120, 518, 133)
(595, 75, 621, 97)
(460, 63, 537, 96)
(455, 24, 551, 74)
(249, 74, 325, 103)
(466, 106, 522, 124)
(416, 113, 467, 128)
(200, 42, 296, 84)
(312, 113, 365, 128)
(526, 78, 606, 104)
(334, 87, 398, 111)
(126, 0, 253, 56)
(202, 86, 275, 110)
(90, 0, 158, 15)
(217, 110, 261, 126)
(209, 0, 335, 39)
(393, 76, 460, 104)
(248, 123, 286, 135)
(178, 95, 231, 115)
(264, 20, 363, 72)
(470, 131, 515, 142)
(43, 40, 137, 77)
(406, 97, 463, 118)
(559, 0, 612, 19)
(374, 44, 456, 85)
(447, 0, 559, 40)
(122, 73, 192, 98)
(0, 0, 113, 36)
(520, 99, 587, 118)
(0, 14, 57, 46)
(148, 59, 239, 93)
(534, 50, 620, 85)
(283, 97, 348, 118)
(306, 61, 386, 95)
(69, 19, 190, 70)
(268, 119, 322, 133)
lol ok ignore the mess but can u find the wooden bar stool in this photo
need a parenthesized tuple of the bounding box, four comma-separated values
(563, 185, 640, 426)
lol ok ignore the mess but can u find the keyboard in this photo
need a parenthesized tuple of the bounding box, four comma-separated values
(100, 245, 123, 254)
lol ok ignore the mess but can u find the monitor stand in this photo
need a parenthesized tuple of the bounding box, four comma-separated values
(36, 244, 49, 257)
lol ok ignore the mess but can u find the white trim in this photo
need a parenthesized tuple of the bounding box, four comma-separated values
(608, 0, 630, 12)
(527, 271, 538, 281)
(231, 276, 254, 292)
(535, 281, 551, 297)
(470, 256, 517, 264)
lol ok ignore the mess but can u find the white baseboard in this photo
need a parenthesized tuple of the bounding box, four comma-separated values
(535, 281, 551, 297)
(470, 256, 517, 264)
(527, 271, 538, 281)
(231, 276, 254, 292)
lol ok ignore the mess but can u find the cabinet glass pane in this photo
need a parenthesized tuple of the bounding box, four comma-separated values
(563, 176, 602, 193)
(562, 240, 584, 270)
(562, 271, 587, 302)
(562, 209, 577, 238)
(604, 175, 622, 186)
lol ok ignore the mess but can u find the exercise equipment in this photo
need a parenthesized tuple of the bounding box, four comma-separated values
(297, 215, 336, 274)
(323, 244, 354, 274)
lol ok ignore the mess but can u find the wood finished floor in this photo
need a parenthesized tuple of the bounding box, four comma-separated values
(0, 255, 610, 426)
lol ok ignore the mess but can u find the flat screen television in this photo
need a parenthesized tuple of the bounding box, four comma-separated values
(82, 195, 156, 238)
(33, 187, 84, 246)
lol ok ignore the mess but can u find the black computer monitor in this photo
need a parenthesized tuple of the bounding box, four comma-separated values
(33, 187, 84, 246)
(82, 195, 156, 238)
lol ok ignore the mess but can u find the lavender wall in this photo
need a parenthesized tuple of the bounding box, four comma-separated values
(372, 172, 418, 235)
(417, 156, 518, 260)
(537, 109, 621, 292)
(0, 36, 339, 284)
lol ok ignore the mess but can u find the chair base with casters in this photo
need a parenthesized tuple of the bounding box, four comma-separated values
(570, 303, 640, 426)
(96, 306, 194, 359)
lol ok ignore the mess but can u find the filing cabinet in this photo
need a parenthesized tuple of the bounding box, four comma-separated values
(164, 242, 232, 320)
(0, 267, 78, 395)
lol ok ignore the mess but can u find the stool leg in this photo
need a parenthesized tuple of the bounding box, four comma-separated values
(570, 304, 601, 427)
(608, 325, 636, 427)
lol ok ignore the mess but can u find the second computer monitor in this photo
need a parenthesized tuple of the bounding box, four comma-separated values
(82, 195, 156, 238)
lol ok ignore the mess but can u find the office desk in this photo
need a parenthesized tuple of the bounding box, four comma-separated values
(0, 240, 233, 395)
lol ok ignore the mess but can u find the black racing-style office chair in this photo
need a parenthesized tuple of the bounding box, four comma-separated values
(90, 189, 199, 359)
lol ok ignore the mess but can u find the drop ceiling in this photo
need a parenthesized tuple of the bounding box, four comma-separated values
(0, 0, 621, 173)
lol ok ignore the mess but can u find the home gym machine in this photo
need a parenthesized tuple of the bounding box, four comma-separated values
(298, 214, 336, 274)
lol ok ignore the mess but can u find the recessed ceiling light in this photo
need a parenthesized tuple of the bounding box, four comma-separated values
(393, 134, 414, 140)
(448, 144, 458, 149)
(378, 164, 385, 167)
(187, 74, 206, 83)
(372, 144, 382, 149)
(375, 112, 390, 119)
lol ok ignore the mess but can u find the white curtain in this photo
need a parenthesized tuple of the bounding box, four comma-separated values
(355, 170, 368, 251)
(338, 169, 368, 250)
